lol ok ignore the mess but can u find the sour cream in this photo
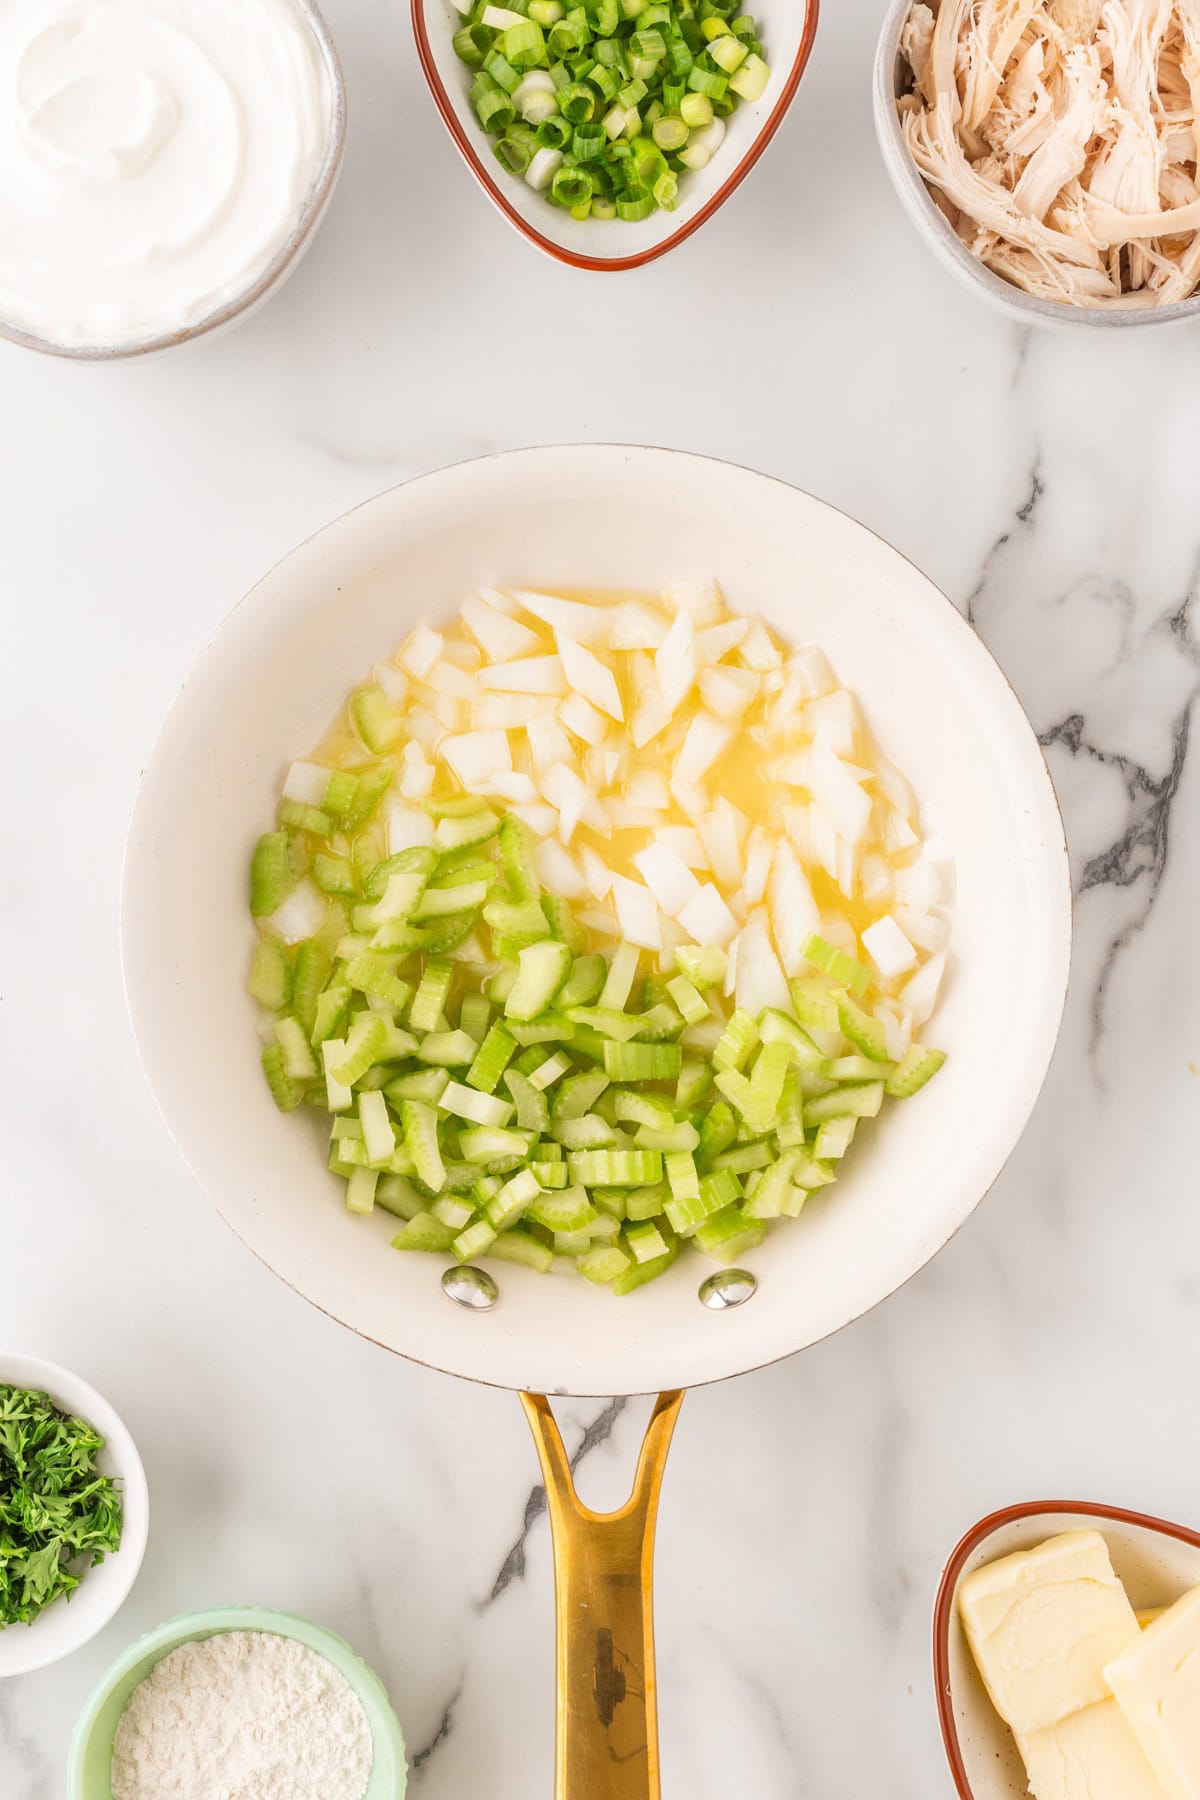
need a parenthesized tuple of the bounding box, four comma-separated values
(0, 1, 335, 350)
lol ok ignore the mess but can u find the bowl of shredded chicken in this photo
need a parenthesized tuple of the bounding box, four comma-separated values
(875, 0, 1200, 321)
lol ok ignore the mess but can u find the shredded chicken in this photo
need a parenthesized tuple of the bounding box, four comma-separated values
(897, 0, 1200, 305)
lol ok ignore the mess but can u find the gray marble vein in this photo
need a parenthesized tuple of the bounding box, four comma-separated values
(485, 1397, 627, 1604)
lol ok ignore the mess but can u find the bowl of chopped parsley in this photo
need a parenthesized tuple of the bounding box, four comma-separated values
(0, 1355, 149, 1676)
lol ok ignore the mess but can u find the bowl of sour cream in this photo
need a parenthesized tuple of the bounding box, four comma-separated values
(0, 0, 346, 359)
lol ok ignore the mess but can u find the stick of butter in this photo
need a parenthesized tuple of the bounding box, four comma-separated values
(1017, 1701, 1170, 1800)
(1105, 1587, 1200, 1800)
(958, 1531, 1141, 1733)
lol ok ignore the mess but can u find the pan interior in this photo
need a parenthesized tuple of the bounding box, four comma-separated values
(122, 446, 1071, 1396)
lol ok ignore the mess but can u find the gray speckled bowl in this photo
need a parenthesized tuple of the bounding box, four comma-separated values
(873, 0, 1200, 331)
(1, 0, 347, 363)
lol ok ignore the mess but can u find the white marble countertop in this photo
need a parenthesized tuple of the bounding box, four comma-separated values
(4, 0, 1199, 1794)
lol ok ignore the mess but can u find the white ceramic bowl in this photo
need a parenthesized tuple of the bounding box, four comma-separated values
(413, 0, 818, 271)
(121, 445, 1071, 1398)
(873, 0, 1200, 332)
(0, 1355, 149, 1677)
(934, 1500, 1200, 1798)
(0, 1, 347, 363)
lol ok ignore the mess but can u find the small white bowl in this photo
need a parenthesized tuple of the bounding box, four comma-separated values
(413, 0, 819, 271)
(0, 0, 347, 362)
(0, 1355, 149, 1678)
(873, 0, 1200, 331)
(933, 1499, 1200, 1798)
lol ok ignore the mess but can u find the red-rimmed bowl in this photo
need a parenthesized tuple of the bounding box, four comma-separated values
(412, 0, 819, 271)
(933, 1500, 1200, 1798)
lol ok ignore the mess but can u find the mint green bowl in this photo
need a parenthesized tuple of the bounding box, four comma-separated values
(68, 1606, 407, 1800)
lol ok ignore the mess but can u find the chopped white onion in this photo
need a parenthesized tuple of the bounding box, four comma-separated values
(513, 801, 557, 836)
(537, 839, 587, 899)
(625, 769, 669, 810)
(542, 761, 592, 842)
(374, 661, 409, 704)
(891, 905, 951, 955)
(526, 714, 574, 771)
(476, 695, 557, 730)
(609, 602, 669, 650)
(426, 662, 480, 701)
(738, 620, 782, 671)
(559, 692, 609, 747)
(399, 625, 443, 681)
(656, 826, 709, 868)
(674, 712, 733, 784)
(387, 803, 436, 854)
(266, 879, 327, 945)
(479, 655, 566, 696)
(698, 664, 758, 719)
(862, 915, 918, 980)
(580, 846, 614, 900)
(662, 576, 723, 625)
(284, 761, 331, 806)
(555, 632, 624, 721)
(678, 882, 738, 947)
(485, 771, 538, 805)
(900, 953, 945, 1028)
(399, 741, 435, 798)
(767, 839, 821, 976)
(654, 609, 696, 716)
(632, 843, 701, 916)
(695, 617, 750, 663)
(735, 910, 791, 1014)
(696, 810, 742, 888)
(611, 875, 663, 950)
(461, 596, 542, 662)
(743, 827, 775, 907)
(510, 588, 610, 644)
(440, 729, 511, 786)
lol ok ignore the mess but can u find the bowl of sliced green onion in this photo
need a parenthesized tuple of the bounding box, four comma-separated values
(413, 0, 819, 270)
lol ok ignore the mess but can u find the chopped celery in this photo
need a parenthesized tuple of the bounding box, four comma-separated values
(804, 1082, 885, 1124)
(801, 934, 871, 996)
(568, 1149, 663, 1188)
(885, 1045, 946, 1097)
(505, 939, 572, 1021)
(467, 1021, 518, 1094)
(345, 1168, 379, 1215)
(788, 977, 840, 1034)
(391, 1211, 457, 1253)
(248, 939, 291, 1011)
(557, 953, 606, 1009)
(250, 832, 294, 917)
(835, 990, 889, 1062)
(714, 1009, 760, 1073)
(504, 1069, 551, 1132)
(601, 1041, 681, 1081)
(416, 1029, 479, 1067)
(599, 942, 640, 1011)
(249, 766, 946, 1290)
(410, 959, 455, 1033)
(261, 1044, 302, 1112)
(488, 1229, 554, 1273)
(551, 1068, 609, 1119)
(675, 944, 726, 989)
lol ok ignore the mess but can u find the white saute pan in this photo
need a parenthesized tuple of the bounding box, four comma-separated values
(122, 446, 1072, 1798)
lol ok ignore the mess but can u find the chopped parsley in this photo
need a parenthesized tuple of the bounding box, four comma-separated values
(0, 1384, 123, 1627)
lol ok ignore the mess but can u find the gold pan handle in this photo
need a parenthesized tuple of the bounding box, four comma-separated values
(520, 1391, 684, 1800)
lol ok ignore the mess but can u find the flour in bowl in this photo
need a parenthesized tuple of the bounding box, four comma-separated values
(111, 1629, 374, 1800)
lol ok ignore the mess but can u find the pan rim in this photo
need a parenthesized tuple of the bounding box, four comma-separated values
(121, 444, 1073, 1397)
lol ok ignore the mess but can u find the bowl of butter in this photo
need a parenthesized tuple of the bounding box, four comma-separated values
(934, 1501, 1200, 1800)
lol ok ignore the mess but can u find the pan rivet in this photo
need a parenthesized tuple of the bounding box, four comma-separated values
(442, 1265, 499, 1311)
(698, 1268, 757, 1310)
